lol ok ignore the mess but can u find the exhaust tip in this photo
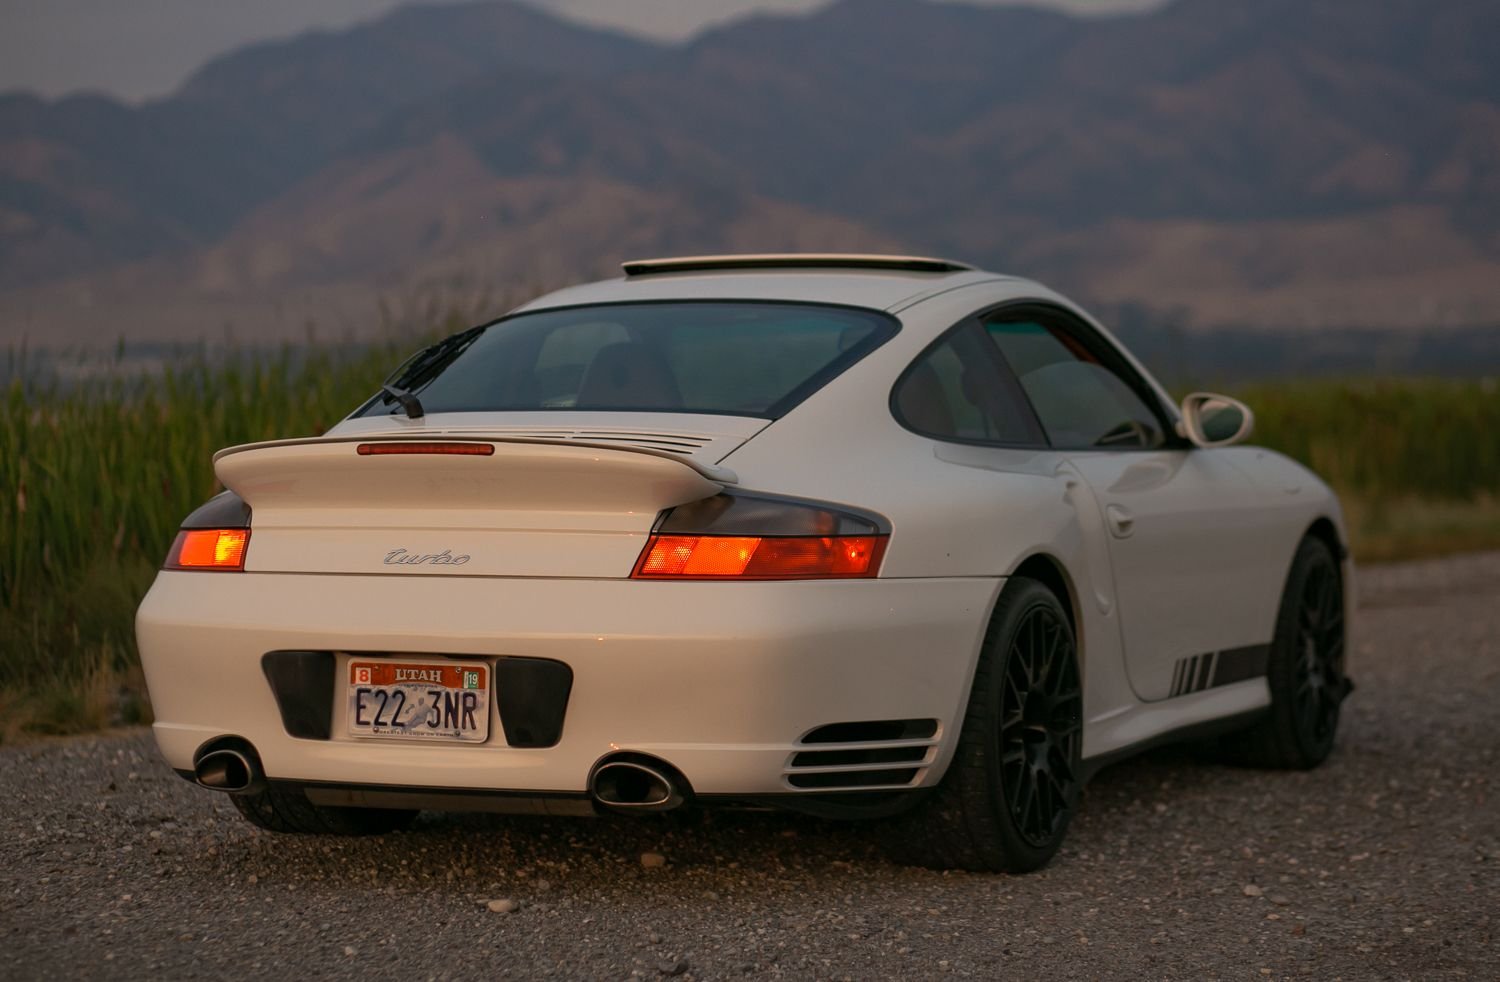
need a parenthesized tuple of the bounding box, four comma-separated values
(194, 748, 258, 793)
(590, 758, 687, 812)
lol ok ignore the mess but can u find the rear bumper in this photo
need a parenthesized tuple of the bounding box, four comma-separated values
(137, 572, 1000, 797)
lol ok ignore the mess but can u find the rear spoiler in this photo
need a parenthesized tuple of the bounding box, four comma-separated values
(214, 434, 739, 485)
(212, 433, 734, 521)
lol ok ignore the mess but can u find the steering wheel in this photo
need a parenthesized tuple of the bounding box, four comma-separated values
(1095, 419, 1151, 448)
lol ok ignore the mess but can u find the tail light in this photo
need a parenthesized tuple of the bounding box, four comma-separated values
(164, 491, 252, 572)
(165, 529, 250, 571)
(631, 491, 889, 580)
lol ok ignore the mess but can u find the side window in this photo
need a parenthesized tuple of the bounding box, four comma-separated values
(892, 323, 1042, 445)
(984, 317, 1166, 449)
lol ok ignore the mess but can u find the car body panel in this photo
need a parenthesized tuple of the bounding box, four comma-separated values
(136, 259, 1351, 808)
(215, 433, 727, 578)
(325, 410, 768, 470)
(137, 571, 1000, 794)
(1065, 447, 1285, 702)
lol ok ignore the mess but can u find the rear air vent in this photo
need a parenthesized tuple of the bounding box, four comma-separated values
(801, 719, 938, 744)
(561, 430, 714, 455)
(785, 718, 941, 791)
(790, 745, 929, 768)
(788, 768, 922, 789)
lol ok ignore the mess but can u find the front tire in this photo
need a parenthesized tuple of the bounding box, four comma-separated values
(1222, 535, 1350, 769)
(887, 578, 1082, 872)
(231, 784, 417, 835)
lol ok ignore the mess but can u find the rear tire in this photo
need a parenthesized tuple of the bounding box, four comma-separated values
(1221, 535, 1350, 769)
(886, 578, 1082, 872)
(231, 785, 418, 835)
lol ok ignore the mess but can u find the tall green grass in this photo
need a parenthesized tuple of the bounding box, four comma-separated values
(2, 350, 1497, 740)
(1235, 378, 1500, 502)
(1236, 378, 1500, 562)
(1, 341, 415, 738)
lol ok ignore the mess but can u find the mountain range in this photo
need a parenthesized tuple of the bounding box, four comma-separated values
(2, 0, 1498, 346)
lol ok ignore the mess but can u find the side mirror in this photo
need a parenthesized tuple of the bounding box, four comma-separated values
(1178, 392, 1254, 448)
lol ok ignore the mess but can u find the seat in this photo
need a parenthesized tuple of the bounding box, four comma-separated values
(575, 342, 682, 409)
(895, 363, 956, 436)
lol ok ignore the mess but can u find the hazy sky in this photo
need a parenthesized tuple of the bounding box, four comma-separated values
(0, 0, 1163, 102)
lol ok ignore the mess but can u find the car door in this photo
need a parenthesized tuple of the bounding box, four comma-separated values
(982, 306, 1281, 703)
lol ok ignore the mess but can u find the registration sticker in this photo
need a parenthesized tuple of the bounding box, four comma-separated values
(346, 660, 490, 742)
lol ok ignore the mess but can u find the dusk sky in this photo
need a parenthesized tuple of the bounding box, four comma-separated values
(0, 0, 1163, 102)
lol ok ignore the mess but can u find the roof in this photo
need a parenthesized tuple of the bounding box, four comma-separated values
(517, 254, 1011, 315)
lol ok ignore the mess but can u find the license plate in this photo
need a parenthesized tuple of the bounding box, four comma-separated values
(347, 660, 490, 742)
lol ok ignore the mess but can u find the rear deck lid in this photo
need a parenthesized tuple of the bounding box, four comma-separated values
(216, 413, 762, 578)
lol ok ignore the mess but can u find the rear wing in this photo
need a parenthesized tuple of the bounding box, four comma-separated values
(213, 435, 734, 518)
(214, 434, 738, 484)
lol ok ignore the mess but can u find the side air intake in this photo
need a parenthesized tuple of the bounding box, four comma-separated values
(785, 719, 940, 790)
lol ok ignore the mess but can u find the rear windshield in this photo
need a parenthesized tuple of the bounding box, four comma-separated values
(357, 302, 898, 419)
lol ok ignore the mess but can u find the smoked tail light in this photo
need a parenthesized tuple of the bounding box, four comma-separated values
(165, 528, 250, 571)
(630, 490, 890, 580)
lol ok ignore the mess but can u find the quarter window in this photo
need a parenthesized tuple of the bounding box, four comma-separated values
(892, 323, 1043, 445)
(984, 318, 1166, 449)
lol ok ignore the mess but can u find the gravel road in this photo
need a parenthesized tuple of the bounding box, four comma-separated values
(3, 553, 1497, 980)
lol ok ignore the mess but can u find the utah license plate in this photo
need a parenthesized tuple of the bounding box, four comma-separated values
(347, 660, 489, 742)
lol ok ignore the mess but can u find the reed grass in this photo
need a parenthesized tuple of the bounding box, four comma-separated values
(2, 348, 1497, 741)
(1, 340, 417, 740)
(1231, 377, 1500, 560)
(1233, 378, 1500, 503)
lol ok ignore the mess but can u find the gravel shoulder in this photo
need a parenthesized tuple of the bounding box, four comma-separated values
(3, 554, 1497, 980)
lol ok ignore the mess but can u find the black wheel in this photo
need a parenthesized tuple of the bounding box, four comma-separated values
(231, 784, 417, 835)
(1222, 535, 1351, 769)
(886, 578, 1082, 872)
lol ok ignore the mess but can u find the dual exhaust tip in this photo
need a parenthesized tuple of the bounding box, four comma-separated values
(194, 741, 689, 813)
(193, 746, 262, 794)
(588, 756, 688, 812)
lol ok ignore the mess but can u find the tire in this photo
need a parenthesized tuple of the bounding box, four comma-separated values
(1221, 535, 1350, 769)
(231, 784, 418, 835)
(886, 578, 1083, 873)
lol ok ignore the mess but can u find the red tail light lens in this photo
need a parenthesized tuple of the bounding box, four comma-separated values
(166, 529, 250, 571)
(632, 535, 885, 579)
(635, 536, 761, 577)
(633, 489, 890, 579)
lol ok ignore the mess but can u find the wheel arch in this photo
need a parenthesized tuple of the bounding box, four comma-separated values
(1304, 515, 1347, 562)
(1007, 551, 1080, 638)
(1303, 513, 1355, 656)
(938, 551, 1083, 781)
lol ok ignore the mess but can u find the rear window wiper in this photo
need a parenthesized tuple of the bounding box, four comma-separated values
(378, 324, 487, 418)
(381, 383, 425, 419)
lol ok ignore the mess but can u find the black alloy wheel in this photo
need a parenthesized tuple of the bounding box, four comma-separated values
(887, 578, 1082, 872)
(1222, 534, 1351, 769)
(1293, 553, 1348, 750)
(1001, 603, 1083, 849)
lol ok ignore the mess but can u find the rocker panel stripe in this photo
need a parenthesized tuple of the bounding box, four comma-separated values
(1165, 644, 1270, 699)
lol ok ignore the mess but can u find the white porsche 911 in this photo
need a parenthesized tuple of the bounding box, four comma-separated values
(136, 255, 1352, 872)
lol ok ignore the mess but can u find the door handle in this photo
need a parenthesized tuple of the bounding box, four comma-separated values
(1106, 504, 1135, 538)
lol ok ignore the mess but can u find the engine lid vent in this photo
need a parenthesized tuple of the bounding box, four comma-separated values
(481, 429, 715, 455)
(326, 412, 768, 467)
